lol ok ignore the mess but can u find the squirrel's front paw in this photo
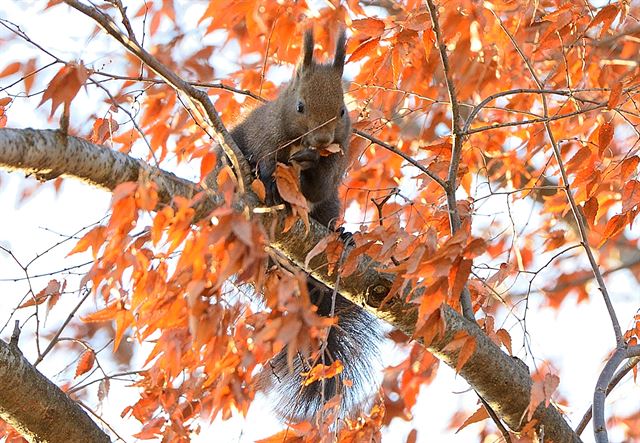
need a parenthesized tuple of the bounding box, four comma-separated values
(289, 147, 320, 170)
(264, 179, 284, 207)
(336, 226, 355, 248)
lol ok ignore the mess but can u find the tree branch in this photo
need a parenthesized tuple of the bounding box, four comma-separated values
(62, 0, 252, 194)
(0, 127, 581, 442)
(490, 7, 623, 348)
(425, 0, 475, 322)
(576, 355, 640, 435)
(0, 337, 110, 443)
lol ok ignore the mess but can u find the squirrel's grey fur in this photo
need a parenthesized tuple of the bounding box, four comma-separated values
(230, 30, 381, 421)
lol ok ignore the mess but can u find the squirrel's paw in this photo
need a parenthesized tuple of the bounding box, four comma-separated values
(336, 226, 355, 248)
(289, 147, 320, 170)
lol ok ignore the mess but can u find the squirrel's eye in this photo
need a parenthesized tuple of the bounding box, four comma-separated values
(296, 101, 304, 113)
(340, 107, 346, 117)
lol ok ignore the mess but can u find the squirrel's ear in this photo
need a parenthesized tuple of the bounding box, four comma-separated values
(333, 29, 347, 74)
(300, 29, 314, 70)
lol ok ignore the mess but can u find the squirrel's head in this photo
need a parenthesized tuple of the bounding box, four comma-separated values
(283, 29, 350, 149)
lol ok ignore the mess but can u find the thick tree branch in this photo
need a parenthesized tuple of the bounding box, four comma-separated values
(577, 355, 640, 435)
(0, 338, 110, 443)
(592, 346, 640, 443)
(62, 0, 251, 194)
(0, 127, 581, 442)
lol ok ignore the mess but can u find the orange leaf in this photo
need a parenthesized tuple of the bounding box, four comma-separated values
(68, 226, 106, 258)
(449, 258, 472, 301)
(0, 62, 21, 78)
(301, 360, 344, 386)
(38, 62, 89, 117)
(251, 178, 266, 202)
(275, 164, 306, 206)
(90, 117, 119, 144)
(352, 18, 386, 38)
(319, 143, 343, 157)
(582, 196, 598, 228)
(599, 212, 630, 247)
(19, 279, 62, 309)
(587, 4, 620, 38)
(598, 122, 614, 155)
(304, 236, 331, 269)
(496, 328, 512, 355)
(0, 97, 12, 106)
(75, 350, 95, 377)
(455, 405, 490, 433)
(347, 38, 381, 64)
(200, 151, 217, 182)
(622, 180, 640, 213)
(82, 302, 121, 323)
(527, 373, 559, 420)
(620, 156, 640, 182)
(608, 81, 623, 109)
(455, 336, 476, 373)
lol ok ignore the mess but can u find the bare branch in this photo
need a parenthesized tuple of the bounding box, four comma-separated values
(577, 355, 640, 436)
(62, 0, 251, 193)
(489, 7, 623, 348)
(425, 0, 475, 321)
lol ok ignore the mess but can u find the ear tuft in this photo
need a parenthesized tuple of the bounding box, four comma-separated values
(301, 29, 314, 70)
(333, 28, 347, 74)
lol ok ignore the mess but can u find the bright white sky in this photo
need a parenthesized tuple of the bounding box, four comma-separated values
(0, 2, 638, 443)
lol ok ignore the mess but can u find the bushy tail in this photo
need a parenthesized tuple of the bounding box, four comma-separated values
(258, 277, 381, 421)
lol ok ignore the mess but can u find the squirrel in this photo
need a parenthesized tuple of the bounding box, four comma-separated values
(230, 29, 381, 421)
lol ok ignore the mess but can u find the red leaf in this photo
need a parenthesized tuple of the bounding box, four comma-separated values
(0, 62, 21, 78)
(608, 81, 623, 109)
(352, 18, 386, 38)
(200, 151, 217, 182)
(75, 350, 95, 377)
(456, 405, 490, 433)
(598, 122, 614, 155)
(347, 38, 381, 64)
(38, 62, 89, 117)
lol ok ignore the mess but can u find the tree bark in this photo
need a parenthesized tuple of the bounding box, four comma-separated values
(0, 127, 581, 442)
(0, 338, 110, 443)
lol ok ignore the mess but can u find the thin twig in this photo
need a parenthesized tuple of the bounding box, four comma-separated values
(354, 129, 445, 188)
(490, 8, 623, 347)
(62, 0, 251, 194)
(425, 0, 474, 321)
(34, 287, 92, 366)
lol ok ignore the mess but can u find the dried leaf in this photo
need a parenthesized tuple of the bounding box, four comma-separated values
(598, 122, 614, 155)
(455, 405, 490, 433)
(75, 350, 96, 377)
(38, 62, 89, 117)
(352, 18, 386, 38)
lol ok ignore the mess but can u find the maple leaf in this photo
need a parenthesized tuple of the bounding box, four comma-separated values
(455, 405, 490, 433)
(301, 360, 344, 386)
(75, 350, 96, 377)
(274, 162, 309, 231)
(38, 62, 89, 117)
